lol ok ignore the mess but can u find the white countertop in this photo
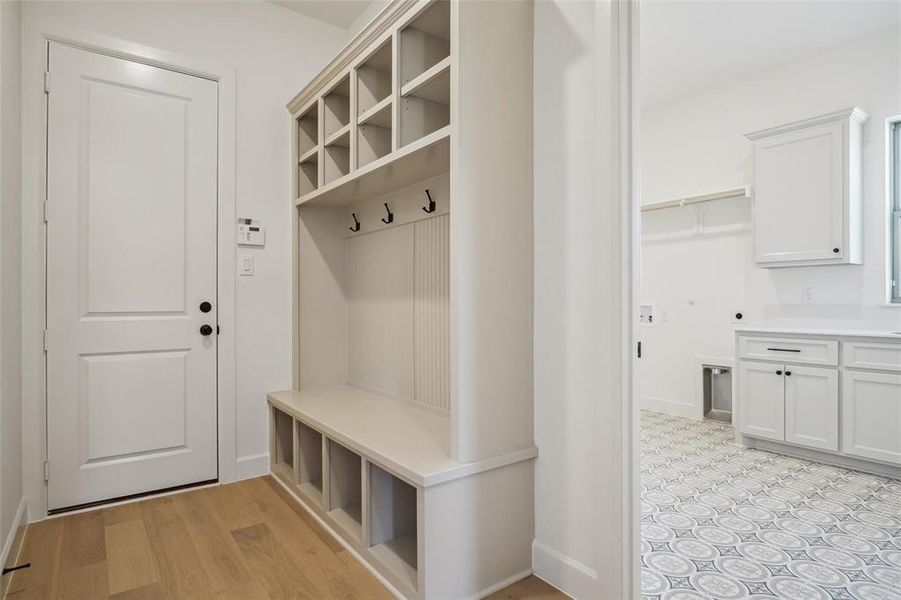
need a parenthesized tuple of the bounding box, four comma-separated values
(268, 386, 537, 487)
(735, 325, 901, 340)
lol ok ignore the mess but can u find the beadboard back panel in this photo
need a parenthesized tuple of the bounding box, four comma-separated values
(346, 214, 449, 411)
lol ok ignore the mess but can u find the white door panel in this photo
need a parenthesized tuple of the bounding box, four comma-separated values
(738, 361, 785, 441)
(842, 370, 901, 465)
(784, 365, 838, 451)
(47, 43, 219, 510)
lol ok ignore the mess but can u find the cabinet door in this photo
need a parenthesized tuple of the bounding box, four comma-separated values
(842, 370, 901, 465)
(738, 361, 785, 441)
(753, 121, 844, 265)
(784, 365, 838, 451)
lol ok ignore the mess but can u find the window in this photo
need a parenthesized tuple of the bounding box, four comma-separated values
(892, 118, 901, 303)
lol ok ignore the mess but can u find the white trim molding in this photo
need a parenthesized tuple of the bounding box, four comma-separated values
(21, 28, 237, 520)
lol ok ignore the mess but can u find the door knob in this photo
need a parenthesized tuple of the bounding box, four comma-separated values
(200, 301, 212, 313)
(200, 324, 213, 336)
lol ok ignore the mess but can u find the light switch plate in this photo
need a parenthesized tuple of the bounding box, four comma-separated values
(239, 254, 255, 276)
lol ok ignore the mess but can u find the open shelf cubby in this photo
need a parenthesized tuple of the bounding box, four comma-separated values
(358, 121, 392, 168)
(295, 420, 323, 506)
(297, 153, 318, 197)
(323, 75, 350, 139)
(272, 407, 295, 483)
(357, 39, 392, 116)
(400, 0, 450, 88)
(323, 140, 351, 185)
(369, 464, 418, 590)
(327, 440, 363, 541)
(297, 104, 319, 158)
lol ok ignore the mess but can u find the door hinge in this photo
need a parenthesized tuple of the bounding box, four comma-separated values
(43, 329, 48, 352)
(43, 71, 50, 94)
(43, 200, 49, 223)
(637, 341, 642, 359)
(43, 461, 50, 482)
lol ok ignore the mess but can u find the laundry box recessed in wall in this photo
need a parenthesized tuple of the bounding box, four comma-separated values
(703, 365, 732, 423)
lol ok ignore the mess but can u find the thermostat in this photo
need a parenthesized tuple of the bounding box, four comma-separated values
(237, 218, 265, 246)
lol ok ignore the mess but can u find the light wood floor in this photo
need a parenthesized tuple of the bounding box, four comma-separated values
(7, 477, 565, 600)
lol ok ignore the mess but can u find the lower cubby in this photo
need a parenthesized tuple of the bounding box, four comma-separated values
(327, 440, 363, 541)
(271, 407, 294, 483)
(295, 420, 323, 506)
(369, 464, 418, 590)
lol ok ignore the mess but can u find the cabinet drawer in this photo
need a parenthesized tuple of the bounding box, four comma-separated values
(843, 341, 901, 372)
(738, 336, 838, 366)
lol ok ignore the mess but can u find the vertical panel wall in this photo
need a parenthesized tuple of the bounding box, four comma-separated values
(413, 215, 450, 411)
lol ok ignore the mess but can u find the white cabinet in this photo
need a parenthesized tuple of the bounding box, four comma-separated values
(746, 108, 867, 267)
(784, 365, 838, 451)
(738, 361, 785, 442)
(736, 330, 901, 474)
(842, 370, 901, 465)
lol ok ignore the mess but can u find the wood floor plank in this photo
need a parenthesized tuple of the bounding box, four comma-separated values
(104, 519, 160, 596)
(54, 561, 108, 600)
(243, 477, 388, 600)
(10, 478, 568, 600)
(9, 518, 64, 600)
(140, 496, 213, 600)
(170, 485, 252, 594)
(230, 522, 322, 600)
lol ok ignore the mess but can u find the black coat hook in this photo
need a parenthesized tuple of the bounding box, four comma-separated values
(381, 203, 394, 224)
(349, 213, 360, 232)
(422, 189, 436, 213)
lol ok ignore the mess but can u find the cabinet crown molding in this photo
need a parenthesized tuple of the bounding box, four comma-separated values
(286, 0, 416, 116)
(744, 106, 869, 141)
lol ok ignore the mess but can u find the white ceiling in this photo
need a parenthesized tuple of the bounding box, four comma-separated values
(268, 0, 374, 28)
(640, 0, 900, 107)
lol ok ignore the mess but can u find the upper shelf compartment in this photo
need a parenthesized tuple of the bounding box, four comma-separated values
(357, 39, 393, 117)
(400, 0, 450, 88)
(323, 75, 351, 140)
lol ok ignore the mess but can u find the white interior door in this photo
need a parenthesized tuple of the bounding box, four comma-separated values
(46, 43, 219, 510)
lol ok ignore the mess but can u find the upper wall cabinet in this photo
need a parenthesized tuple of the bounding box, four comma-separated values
(746, 107, 868, 268)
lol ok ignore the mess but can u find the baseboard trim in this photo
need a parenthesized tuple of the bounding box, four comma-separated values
(471, 569, 533, 600)
(235, 452, 270, 480)
(1, 498, 29, 598)
(640, 396, 698, 419)
(743, 437, 901, 479)
(531, 539, 594, 600)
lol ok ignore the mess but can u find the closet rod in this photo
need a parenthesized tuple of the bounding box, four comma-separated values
(641, 186, 751, 213)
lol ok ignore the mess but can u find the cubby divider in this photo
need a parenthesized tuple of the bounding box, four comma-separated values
(327, 440, 363, 541)
(368, 464, 418, 589)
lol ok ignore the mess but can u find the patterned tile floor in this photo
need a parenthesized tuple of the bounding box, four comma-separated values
(640, 410, 901, 600)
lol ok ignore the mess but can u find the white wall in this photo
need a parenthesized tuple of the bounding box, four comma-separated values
(534, 1, 635, 598)
(19, 1, 348, 516)
(639, 27, 901, 416)
(0, 0, 25, 568)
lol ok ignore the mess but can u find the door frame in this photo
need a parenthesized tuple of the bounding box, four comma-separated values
(22, 29, 237, 519)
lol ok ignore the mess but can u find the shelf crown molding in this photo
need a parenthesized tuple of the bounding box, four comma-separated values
(286, 0, 417, 116)
(745, 107, 869, 141)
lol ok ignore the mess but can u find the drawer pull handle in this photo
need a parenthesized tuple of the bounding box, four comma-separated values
(766, 348, 801, 352)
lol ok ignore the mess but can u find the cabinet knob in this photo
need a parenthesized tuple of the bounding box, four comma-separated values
(833, 248, 840, 253)
(785, 371, 792, 376)
(776, 370, 783, 375)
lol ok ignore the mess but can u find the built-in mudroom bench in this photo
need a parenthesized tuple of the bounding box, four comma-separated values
(735, 327, 901, 479)
(269, 0, 535, 598)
